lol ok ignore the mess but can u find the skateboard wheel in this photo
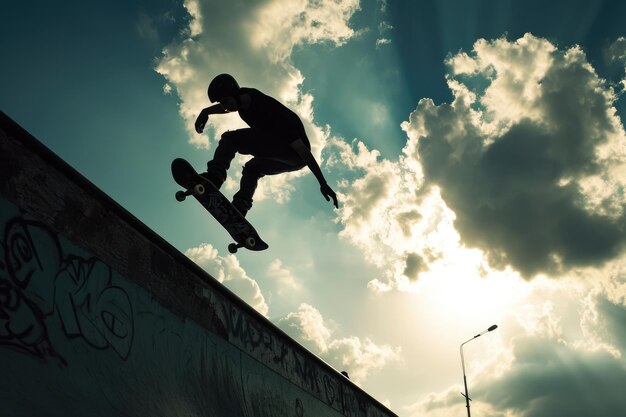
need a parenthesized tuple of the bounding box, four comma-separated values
(175, 191, 186, 202)
(228, 243, 238, 254)
(194, 184, 205, 195)
(245, 237, 256, 247)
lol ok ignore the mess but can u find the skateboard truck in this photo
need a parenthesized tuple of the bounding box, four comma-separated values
(175, 184, 206, 202)
(228, 236, 257, 254)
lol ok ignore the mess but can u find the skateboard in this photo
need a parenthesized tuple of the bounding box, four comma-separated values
(171, 158, 268, 253)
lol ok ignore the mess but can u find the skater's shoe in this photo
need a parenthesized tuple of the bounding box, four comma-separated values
(232, 198, 252, 218)
(199, 171, 225, 189)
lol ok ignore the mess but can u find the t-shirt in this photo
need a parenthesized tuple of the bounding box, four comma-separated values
(238, 88, 311, 149)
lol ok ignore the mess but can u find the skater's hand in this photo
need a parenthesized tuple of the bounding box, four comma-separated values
(195, 109, 209, 133)
(320, 183, 339, 209)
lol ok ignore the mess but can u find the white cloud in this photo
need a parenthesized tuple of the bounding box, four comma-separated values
(330, 136, 467, 291)
(267, 259, 302, 296)
(249, 0, 360, 63)
(376, 38, 391, 49)
(185, 243, 269, 315)
(466, 35, 556, 126)
(376, 19, 393, 49)
(605, 36, 626, 65)
(327, 111, 464, 292)
(605, 37, 626, 94)
(278, 303, 401, 383)
(325, 336, 402, 383)
(280, 303, 332, 351)
(183, 0, 203, 37)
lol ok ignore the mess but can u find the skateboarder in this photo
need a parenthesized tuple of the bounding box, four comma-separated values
(194, 73, 338, 217)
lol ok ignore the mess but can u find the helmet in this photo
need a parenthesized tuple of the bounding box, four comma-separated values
(208, 74, 240, 102)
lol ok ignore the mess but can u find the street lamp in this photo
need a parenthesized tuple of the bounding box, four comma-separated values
(460, 324, 498, 417)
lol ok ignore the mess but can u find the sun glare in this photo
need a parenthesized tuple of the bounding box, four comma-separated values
(412, 246, 530, 327)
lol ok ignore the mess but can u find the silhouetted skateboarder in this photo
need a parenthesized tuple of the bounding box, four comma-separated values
(194, 73, 338, 217)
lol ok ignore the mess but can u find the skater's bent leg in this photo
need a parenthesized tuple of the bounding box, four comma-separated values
(232, 157, 305, 217)
(205, 129, 255, 188)
(232, 162, 264, 217)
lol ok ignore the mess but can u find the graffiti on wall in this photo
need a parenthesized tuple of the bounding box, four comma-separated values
(0, 200, 392, 417)
(0, 213, 134, 365)
(196, 288, 344, 411)
(200, 276, 393, 416)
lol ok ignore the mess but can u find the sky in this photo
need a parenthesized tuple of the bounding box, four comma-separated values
(2, 0, 626, 416)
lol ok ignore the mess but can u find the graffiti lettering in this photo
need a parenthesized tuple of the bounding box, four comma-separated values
(293, 350, 322, 394)
(0, 217, 65, 364)
(217, 292, 345, 409)
(0, 215, 134, 364)
(55, 256, 133, 359)
(222, 303, 274, 352)
(323, 374, 337, 406)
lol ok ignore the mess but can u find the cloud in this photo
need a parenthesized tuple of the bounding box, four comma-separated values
(331, 140, 505, 292)
(279, 303, 332, 352)
(330, 136, 465, 291)
(605, 37, 626, 94)
(576, 261, 626, 355)
(406, 33, 626, 278)
(267, 259, 302, 296)
(376, 20, 393, 49)
(605, 37, 626, 65)
(249, 0, 360, 63)
(185, 243, 269, 315)
(333, 33, 626, 287)
(477, 307, 626, 417)
(412, 340, 626, 417)
(376, 38, 391, 49)
(155, 0, 359, 202)
(278, 303, 401, 383)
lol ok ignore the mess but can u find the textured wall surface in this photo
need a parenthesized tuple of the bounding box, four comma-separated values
(0, 112, 397, 417)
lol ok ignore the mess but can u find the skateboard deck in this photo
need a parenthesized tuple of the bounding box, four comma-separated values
(171, 158, 268, 253)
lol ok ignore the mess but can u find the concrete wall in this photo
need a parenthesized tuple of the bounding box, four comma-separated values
(0, 111, 398, 417)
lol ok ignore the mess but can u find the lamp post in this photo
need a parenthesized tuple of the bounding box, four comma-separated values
(460, 324, 498, 417)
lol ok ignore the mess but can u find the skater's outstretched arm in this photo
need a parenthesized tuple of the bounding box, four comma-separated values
(291, 138, 339, 208)
(195, 104, 229, 133)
